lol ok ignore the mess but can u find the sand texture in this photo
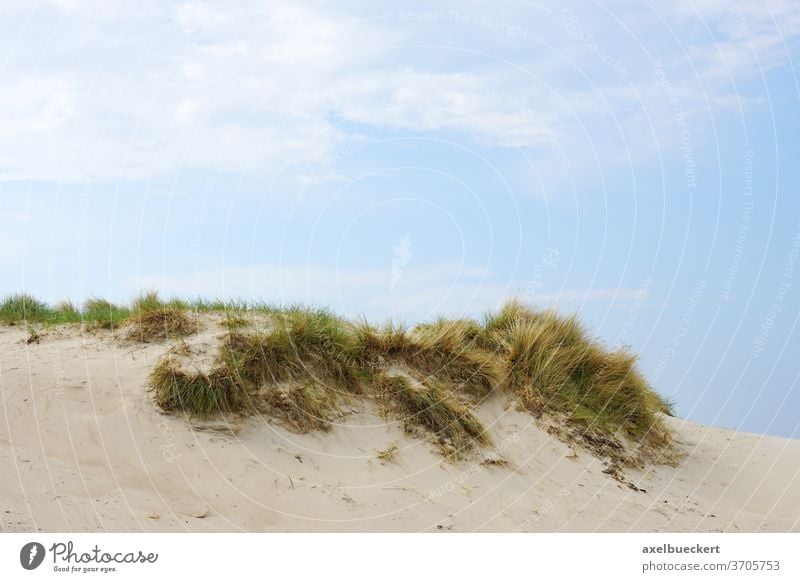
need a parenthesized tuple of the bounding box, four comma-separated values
(1, 320, 798, 532)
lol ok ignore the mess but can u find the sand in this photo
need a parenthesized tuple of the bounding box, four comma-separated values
(1, 319, 798, 532)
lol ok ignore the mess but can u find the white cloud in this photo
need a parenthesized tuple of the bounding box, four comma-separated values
(331, 72, 558, 148)
(0, 0, 797, 183)
(174, 1, 232, 36)
(0, 76, 76, 137)
(665, 0, 800, 79)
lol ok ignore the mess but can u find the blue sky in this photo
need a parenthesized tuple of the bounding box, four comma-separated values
(1, 0, 799, 438)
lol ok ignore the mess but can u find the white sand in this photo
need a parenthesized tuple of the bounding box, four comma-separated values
(1, 320, 798, 532)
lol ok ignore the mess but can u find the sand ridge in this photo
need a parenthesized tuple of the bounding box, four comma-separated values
(1, 319, 798, 532)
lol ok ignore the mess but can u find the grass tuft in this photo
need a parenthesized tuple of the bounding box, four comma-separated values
(219, 306, 359, 392)
(354, 318, 502, 397)
(149, 356, 253, 417)
(25, 324, 42, 344)
(0, 291, 676, 465)
(0, 293, 52, 324)
(486, 300, 672, 462)
(124, 306, 198, 342)
(376, 373, 488, 459)
(120, 291, 198, 342)
(54, 300, 81, 321)
(132, 290, 165, 312)
(83, 298, 131, 330)
(411, 318, 503, 396)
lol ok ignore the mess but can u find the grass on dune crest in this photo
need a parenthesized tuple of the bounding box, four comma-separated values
(0, 293, 130, 327)
(55, 299, 80, 318)
(82, 298, 131, 329)
(150, 298, 673, 464)
(0, 293, 54, 325)
(495, 302, 673, 441)
(219, 306, 360, 391)
(352, 318, 502, 397)
(124, 291, 199, 342)
(152, 306, 361, 431)
(1, 291, 675, 465)
(0, 291, 196, 339)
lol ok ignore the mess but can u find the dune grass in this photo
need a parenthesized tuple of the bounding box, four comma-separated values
(353, 318, 502, 397)
(494, 302, 673, 439)
(82, 298, 131, 329)
(0, 293, 54, 325)
(220, 313, 251, 329)
(124, 292, 199, 342)
(55, 299, 80, 318)
(376, 373, 488, 458)
(153, 306, 363, 431)
(219, 306, 360, 391)
(155, 299, 672, 464)
(260, 380, 343, 432)
(150, 356, 252, 417)
(0, 291, 196, 338)
(1, 292, 675, 464)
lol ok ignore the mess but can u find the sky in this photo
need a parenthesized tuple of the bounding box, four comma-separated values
(1, 0, 799, 439)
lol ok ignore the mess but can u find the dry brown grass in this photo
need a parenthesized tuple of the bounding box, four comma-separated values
(491, 303, 674, 465)
(220, 314, 251, 329)
(2, 290, 678, 467)
(353, 319, 502, 397)
(124, 307, 199, 342)
(218, 310, 359, 393)
(259, 381, 344, 432)
(375, 373, 488, 459)
(147, 298, 675, 466)
(376, 444, 399, 463)
(150, 356, 253, 417)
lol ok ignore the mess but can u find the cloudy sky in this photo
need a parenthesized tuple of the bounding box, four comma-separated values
(2, 0, 800, 438)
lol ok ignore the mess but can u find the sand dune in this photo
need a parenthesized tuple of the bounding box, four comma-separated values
(1, 319, 798, 532)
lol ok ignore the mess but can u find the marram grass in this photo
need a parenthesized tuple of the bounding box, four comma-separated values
(0, 291, 194, 338)
(150, 356, 253, 417)
(376, 373, 489, 458)
(1, 292, 675, 464)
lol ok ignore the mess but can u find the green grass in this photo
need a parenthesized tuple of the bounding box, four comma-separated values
(132, 290, 165, 313)
(500, 307, 672, 441)
(83, 298, 131, 329)
(55, 299, 79, 317)
(1, 292, 676, 465)
(125, 292, 198, 342)
(0, 291, 196, 338)
(410, 318, 503, 396)
(219, 306, 360, 393)
(352, 318, 502, 397)
(150, 356, 253, 417)
(0, 293, 54, 324)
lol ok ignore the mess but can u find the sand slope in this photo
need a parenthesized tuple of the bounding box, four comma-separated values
(1, 321, 798, 532)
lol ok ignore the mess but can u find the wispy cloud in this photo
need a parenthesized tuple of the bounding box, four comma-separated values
(2, 0, 796, 184)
